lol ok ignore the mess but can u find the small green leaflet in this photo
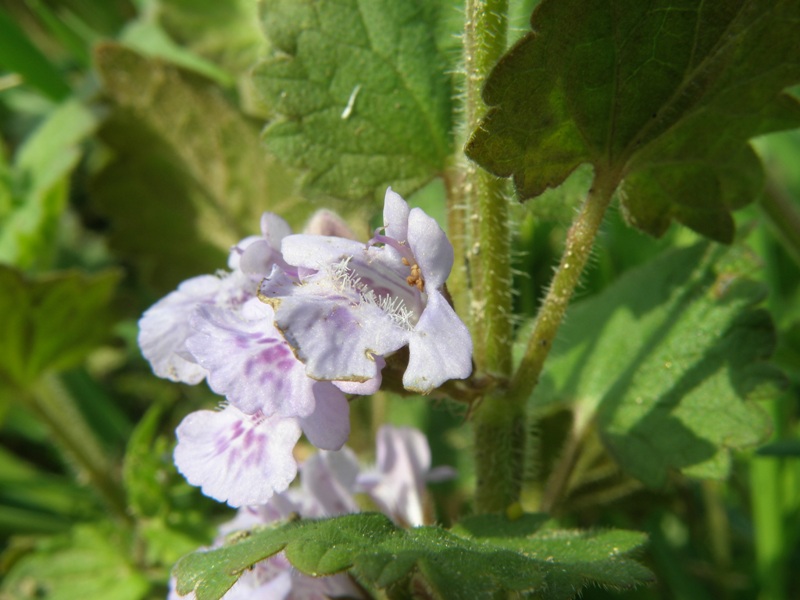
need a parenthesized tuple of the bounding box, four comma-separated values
(174, 512, 652, 600)
(253, 0, 453, 201)
(526, 242, 783, 487)
(467, 0, 800, 243)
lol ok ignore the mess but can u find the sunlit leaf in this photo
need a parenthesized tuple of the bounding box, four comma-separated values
(0, 100, 97, 269)
(174, 512, 652, 600)
(467, 0, 800, 242)
(526, 242, 783, 486)
(253, 0, 453, 201)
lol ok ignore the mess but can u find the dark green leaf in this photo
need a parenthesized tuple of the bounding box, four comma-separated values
(0, 100, 98, 269)
(174, 512, 652, 600)
(253, 0, 453, 201)
(526, 242, 783, 486)
(0, 8, 71, 100)
(0, 266, 120, 388)
(91, 44, 303, 292)
(467, 0, 800, 242)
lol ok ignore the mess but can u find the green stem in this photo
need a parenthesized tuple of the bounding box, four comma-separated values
(464, 0, 511, 376)
(760, 177, 800, 268)
(464, 0, 518, 514)
(26, 374, 130, 524)
(509, 168, 619, 408)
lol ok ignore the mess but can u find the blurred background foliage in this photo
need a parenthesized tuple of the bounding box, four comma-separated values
(0, 0, 798, 598)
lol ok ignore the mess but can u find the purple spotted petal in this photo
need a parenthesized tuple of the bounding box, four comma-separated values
(174, 405, 301, 507)
(404, 290, 473, 393)
(186, 303, 316, 418)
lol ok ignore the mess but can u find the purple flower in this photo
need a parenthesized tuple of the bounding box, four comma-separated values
(169, 426, 452, 599)
(261, 188, 473, 394)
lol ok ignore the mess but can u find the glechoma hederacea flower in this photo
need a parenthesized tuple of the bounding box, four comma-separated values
(168, 426, 453, 600)
(138, 188, 471, 506)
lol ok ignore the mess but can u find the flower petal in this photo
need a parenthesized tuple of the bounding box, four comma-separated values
(273, 291, 408, 382)
(404, 290, 472, 393)
(174, 406, 301, 507)
(186, 304, 316, 418)
(299, 448, 360, 516)
(138, 275, 222, 384)
(383, 187, 410, 242)
(298, 382, 350, 450)
(333, 356, 385, 395)
(407, 207, 453, 290)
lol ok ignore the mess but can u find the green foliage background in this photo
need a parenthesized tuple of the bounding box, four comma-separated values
(0, 0, 799, 598)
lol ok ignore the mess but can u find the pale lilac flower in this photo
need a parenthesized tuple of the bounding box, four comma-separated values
(169, 426, 451, 600)
(357, 426, 456, 527)
(260, 188, 473, 394)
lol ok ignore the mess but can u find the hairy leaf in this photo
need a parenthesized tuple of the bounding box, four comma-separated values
(467, 0, 800, 242)
(91, 44, 303, 292)
(253, 0, 453, 201)
(528, 243, 782, 486)
(0, 266, 120, 388)
(174, 512, 652, 600)
(0, 100, 97, 269)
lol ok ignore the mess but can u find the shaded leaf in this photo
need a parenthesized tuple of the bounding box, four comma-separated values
(253, 0, 453, 201)
(91, 44, 303, 292)
(526, 242, 783, 487)
(174, 512, 652, 600)
(0, 266, 120, 388)
(0, 100, 98, 269)
(155, 0, 267, 78)
(467, 0, 800, 242)
(0, 524, 149, 600)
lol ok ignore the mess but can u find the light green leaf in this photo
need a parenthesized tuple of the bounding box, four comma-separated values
(0, 100, 98, 269)
(527, 242, 783, 486)
(174, 512, 652, 600)
(466, 0, 800, 242)
(155, 0, 267, 78)
(91, 43, 303, 292)
(0, 266, 120, 388)
(253, 0, 453, 201)
(0, 524, 149, 600)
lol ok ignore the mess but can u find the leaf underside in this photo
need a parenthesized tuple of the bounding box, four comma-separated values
(467, 0, 800, 242)
(174, 513, 653, 600)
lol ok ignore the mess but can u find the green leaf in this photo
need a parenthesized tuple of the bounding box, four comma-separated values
(253, 0, 453, 201)
(526, 242, 783, 487)
(155, 0, 267, 78)
(91, 43, 302, 292)
(174, 513, 652, 600)
(466, 0, 800, 242)
(0, 8, 71, 100)
(0, 266, 120, 388)
(0, 100, 98, 269)
(0, 524, 150, 600)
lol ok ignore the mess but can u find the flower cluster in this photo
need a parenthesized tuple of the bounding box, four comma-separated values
(169, 426, 454, 600)
(139, 188, 472, 506)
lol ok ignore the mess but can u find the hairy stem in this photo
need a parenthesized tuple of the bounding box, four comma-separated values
(26, 374, 130, 524)
(464, 0, 520, 513)
(509, 168, 619, 408)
